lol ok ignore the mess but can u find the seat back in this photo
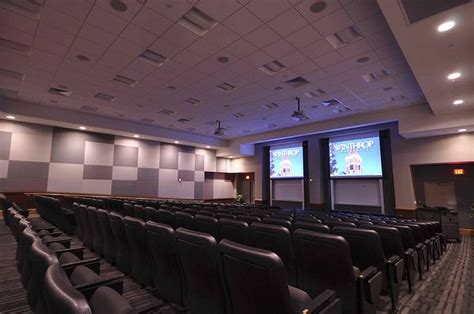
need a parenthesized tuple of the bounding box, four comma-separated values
(219, 218, 250, 245)
(145, 206, 159, 222)
(237, 215, 261, 225)
(218, 239, 294, 314)
(134, 205, 146, 220)
(293, 230, 357, 314)
(19, 227, 39, 287)
(79, 205, 93, 248)
(157, 209, 176, 228)
(216, 212, 236, 220)
(123, 202, 135, 217)
(87, 207, 103, 255)
(175, 211, 194, 230)
(124, 216, 153, 286)
(262, 217, 292, 231)
(109, 212, 131, 273)
(72, 203, 84, 241)
(249, 223, 296, 286)
(145, 221, 183, 305)
(42, 264, 92, 314)
(293, 221, 331, 234)
(194, 214, 220, 240)
(360, 224, 404, 258)
(175, 228, 226, 314)
(97, 209, 115, 263)
(325, 220, 357, 230)
(386, 224, 416, 251)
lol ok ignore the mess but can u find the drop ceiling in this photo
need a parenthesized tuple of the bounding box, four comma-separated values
(0, 0, 428, 140)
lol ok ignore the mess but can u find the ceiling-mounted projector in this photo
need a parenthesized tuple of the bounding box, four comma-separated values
(214, 120, 225, 136)
(291, 97, 309, 121)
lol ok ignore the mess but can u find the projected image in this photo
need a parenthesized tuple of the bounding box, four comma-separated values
(270, 146, 304, 179)
(329, 136, 382, 177)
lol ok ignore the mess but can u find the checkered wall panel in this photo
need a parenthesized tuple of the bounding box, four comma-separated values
(0, 121, 218, 199)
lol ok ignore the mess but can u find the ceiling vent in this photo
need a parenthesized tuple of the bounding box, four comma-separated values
(177, 118, 192, 123)
(94, 92, 115, 102)
(232, 112, 244, 118)
(304, 89, 325, 98)
(284, 76, 310, 88)
(258, 60, 286, 75)
(0, 37, 31, 55)
(48, 87, 71, 97)
(321, 99, 342, 107)
(80, 105, 99, 112)
(141, 118, 155, 123)
(388, 95, 407, 102)
(178, 7, 217, 36)
(112, 75, 137, 87)
(325, 26, 362, 49)
(333, 106, 352, 113)
(0, 0, 43, 18)
(262, 103, 279, 110)
(216, 82, 236, 92)
(362, 69, 390, 83)
(138, 49, 168, 66)
(184, 97, 201, 105)
(268, 123, 277, 128)
(0, 67, 24, 80)
(159, 109, 176, 116)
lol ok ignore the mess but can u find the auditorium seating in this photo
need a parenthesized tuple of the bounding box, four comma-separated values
(218, 218, 250, 245)
(124, 217, 153, 286)
(97, 209, 115, 263)
(109, 212, 131, 274)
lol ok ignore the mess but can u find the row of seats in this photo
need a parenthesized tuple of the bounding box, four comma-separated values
(35, 195, 76, 234)
(4, 204, 136, 313)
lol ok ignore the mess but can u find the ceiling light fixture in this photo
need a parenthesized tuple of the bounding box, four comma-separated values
(79, 126, 87, 130)
(6, 115, 15, 119)
(206, 146, 211, 149)
(458, 128, 466, 132)
(447, 72, 461, 80)
(437, 21, 455, 32)
(76, 55, 90, 62)
(133, 134, 139, 138)
(453, 99, 464, 105)
(174, 140, 180, 144)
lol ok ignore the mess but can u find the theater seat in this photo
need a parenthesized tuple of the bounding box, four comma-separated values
(175, 211, 194, 230)
(109, 212, 131, 274)
(237, 215, 261, 225)
(293, 221, 331, 234)
(262, 217, 293, 231)
(218, 239, 341, 314)
(79, 205, 93, 249)
(219, 218, 250, 245)
(293, 230, 382, 314)
(87, 207, 103, 255)
(157, 209, 176, 228)
(145, 221, 183, 305)
(249, 223, 297, 286)
(97, 209, 115, 264)
(175, 228, 225, 314)
(124, 217, 153, 286)
(194, 214, 220, 240)
(72, 203, 84, 241)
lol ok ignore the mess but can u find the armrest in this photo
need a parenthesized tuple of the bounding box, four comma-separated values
(43, 237, 72, 248)
(74, 275, 124, 300)
(34, 226, 56, 232)
(39, 231, 63, 238)
(357, 266, 383, 305)
(62, 258, 101, 276)
(54, 247, 85, 259)
(302, 289, 342, 314)
(387, 255, 404, 283)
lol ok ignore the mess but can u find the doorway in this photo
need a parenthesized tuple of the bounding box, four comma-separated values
(424, 181, 456, 209)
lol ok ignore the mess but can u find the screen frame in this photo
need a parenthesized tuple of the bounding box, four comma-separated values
(269, 143, 305, 180)
(328, 132, 384, 179)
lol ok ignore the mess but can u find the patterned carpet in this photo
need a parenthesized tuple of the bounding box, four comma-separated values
(0, 217, 473, 313)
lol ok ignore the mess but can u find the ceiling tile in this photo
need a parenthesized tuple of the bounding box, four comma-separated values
(120, 24, 158, 47)
(245, 0, 291, 22)
(0, 8, 37, 35)
(313, 51, 345, 68)
(242, 50, 273, 67)
(222, 7, 263, 36)
(145, 0, 195, 22)
(187, 38, 221, 58)
(312, 9, 353, 36)
(294, 0, 341, 23)
(95, 0, 145, 21)
(132, 7, 174, 36)
(263, 39, 295, 59)
(343, 0, 381, 22)
(355, 14, 391, 37)
(0, 23, 34, 47)
(195, 0, 242, 22)
(86, 5, 129, 35)
(78, 24, 117, 47)
(245, 25, 281, 49)
(45, 0, 94, 21)
(40, 5, 83, 34)
(222, 38, 259, 59)
(300, 39, 335, 59)
(160, 24, 199, 51)
(337, 39, 372, 58)
(204, 25, 240, 49)
(267, 8, 308, 37)
(284, 24, 322, 49)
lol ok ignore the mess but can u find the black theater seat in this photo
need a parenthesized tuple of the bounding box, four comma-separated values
(124, 217, 153, 286)
(123, 203, 135, 217)
(237, 215, 261, 225)
(194, 214, 220, 240)
(324, 220, 357, 230)
(79, 204, 93, 249)
(219, 218, 250, 245)
(145, 221, 183, 305)
(175, 228, 226, 314)
(109, 212, 131, 274)
(218, 239, 341, 314)
(157, 209, 176, 228)
(175, 211, 194, 230)
(249, 222, 297, 286)
(133, 205, 146, 220)
(262, 217, 293, 231)
(72, 203, 84, 241)
(293, 221, 331, 234)
(87, 207, 103, 255)
(293, 230, 382, 314)
(97, 209, 115, 264)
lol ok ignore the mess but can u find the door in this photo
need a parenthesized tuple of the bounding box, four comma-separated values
(424, 181, 456, 209)
(241, 180, 252, 203)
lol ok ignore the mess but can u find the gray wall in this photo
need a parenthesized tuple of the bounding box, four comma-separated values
(0, 120, 236, 199)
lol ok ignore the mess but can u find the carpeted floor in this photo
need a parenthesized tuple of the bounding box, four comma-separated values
(1, 217, 473, 313)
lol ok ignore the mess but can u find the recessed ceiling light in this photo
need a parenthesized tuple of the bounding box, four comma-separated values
(133, 134, 139, 138)
(458, 128, 466, 132)
(310, 1, 327, 13)
(110, 0, 127, 12)
(229, 156, 233, 158)
(167, 85, 177, 90)
(217, 56, 229, 63)
(437, 21, 455, 32)
(206, 146, 211, 149)
(174, 140, 180, 144)
(453, 99, 464, 105)
(6, 115, 15, 119)
(79, 126, 87, 130)
(356, 57, 369, 64)
(76, 55, 90, 62)
(447, 72, 461, 80)
(383, 87, 393, 91)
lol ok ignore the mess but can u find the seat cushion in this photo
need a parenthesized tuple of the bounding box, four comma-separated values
(38, 229, 50, 236)
(42, 235, 54, 241)
(48, 242, 66, 250)
(69, 266, 100, 286)
(288, 285, 311, 313)
(89, 286, 136, 314)
(58, 252, 81, 264)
